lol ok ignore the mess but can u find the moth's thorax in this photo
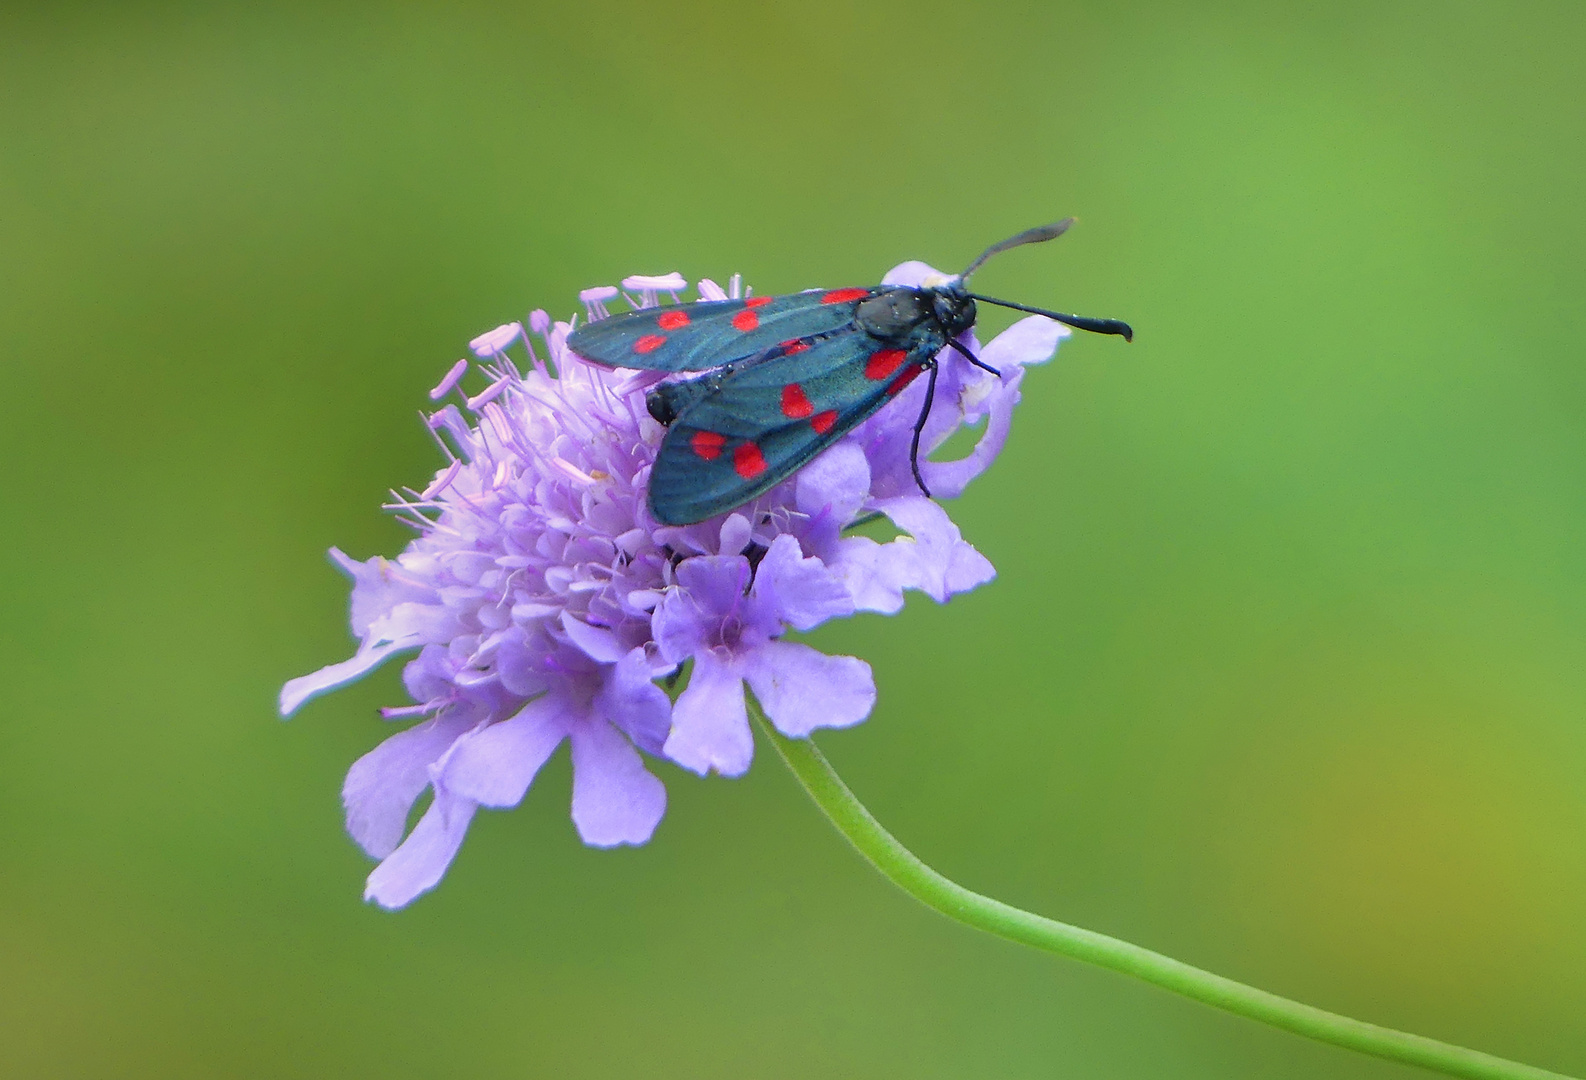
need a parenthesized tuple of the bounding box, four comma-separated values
(855, 288, 928, 340)
(856, 284, 975, 342)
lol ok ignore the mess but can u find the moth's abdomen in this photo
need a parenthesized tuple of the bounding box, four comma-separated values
(646, 386, 680, 426)
(647, 374, 721, 426)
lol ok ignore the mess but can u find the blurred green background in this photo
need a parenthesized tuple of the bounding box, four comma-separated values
(3, 1, 1583, 1077)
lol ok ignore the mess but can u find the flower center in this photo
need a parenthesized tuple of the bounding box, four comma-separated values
(714, 614, 744, 650)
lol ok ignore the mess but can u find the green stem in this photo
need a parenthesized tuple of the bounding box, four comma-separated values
(750, 704, 1576, 1080)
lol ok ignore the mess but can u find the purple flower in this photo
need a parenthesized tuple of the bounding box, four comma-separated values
(281, 319, 678, 907)
(653, 530, 874, 776)
(281, 261, 1067, 906)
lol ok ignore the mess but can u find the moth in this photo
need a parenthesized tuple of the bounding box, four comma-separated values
(566, 220, 1132, 526)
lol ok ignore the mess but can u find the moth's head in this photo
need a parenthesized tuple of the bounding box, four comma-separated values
(927, 279, 976, 338)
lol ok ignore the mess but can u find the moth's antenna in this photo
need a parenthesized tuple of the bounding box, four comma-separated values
(966, 293, 1134, 342)
(960, 218, 1076, 281)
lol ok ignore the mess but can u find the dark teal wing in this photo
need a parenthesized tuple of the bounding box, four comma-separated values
(645, 329, 943, 525)
(566, 287, 877, 373)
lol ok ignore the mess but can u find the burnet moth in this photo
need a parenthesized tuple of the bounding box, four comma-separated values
(567, 220, 1132, 526)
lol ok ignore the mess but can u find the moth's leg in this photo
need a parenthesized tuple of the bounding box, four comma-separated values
(909, 359, 940, 498)
(949, 337, 1001, 379)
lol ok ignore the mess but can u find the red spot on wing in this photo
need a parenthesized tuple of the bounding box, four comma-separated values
(810, 410, 838, 435)
(731, 310, 759, 332)
(779, 338, 811, 355)
(634, 334, 667, 354)
(886, 362, 925, 396)
(656, 310, 690, 330)
(744, 296, 773, 308)
(691, 430, 726, 460)
(865, 348, 908, 380)
(780, 383, 814, 419)
(733, 442, 767, 479)
(822, 288, 870, 305)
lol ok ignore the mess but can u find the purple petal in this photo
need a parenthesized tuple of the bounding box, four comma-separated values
(915, 375, 1019, 498)
(367, 602, 460, 648)
(917, 336, 979, 451)
(650, 590, 705, 664)
(918, 316, 1066, 499)
(795, 441, 871, 523)
(329, 548, 436, 637)
(653, 555, 751, 663)
(441, 695, 571, 807)
(750, 534, 853, 633)
(595, 647, 672, 756)
(363, 788, 479, 909)
(873, 496, 995, 602)
(649, 519, 717, 558)
(559, 611, 626, 663)
(881, 260, 943, 288)
(568, 718, 667, 846)
(492, 627, 553, 697)
(945, 536, 998, 595)
(342, 714, 474, 859)
(718, 513, 753, 556)
(980, 313, 1068, 373)
(742, 640, 875, 738)
(280, 636, 416, 717)
(664, 650, 752, 777)
(675, 553, 751, 614)
(823, 534, 908, 615)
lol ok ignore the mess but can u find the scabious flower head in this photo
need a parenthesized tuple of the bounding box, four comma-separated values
(281, 260, 1068, 907)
